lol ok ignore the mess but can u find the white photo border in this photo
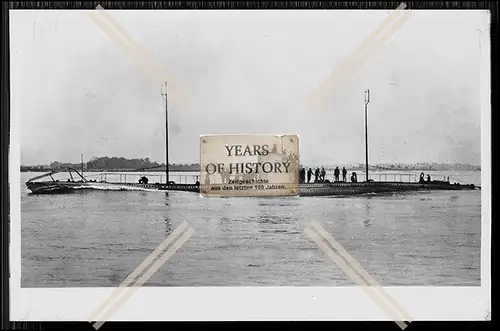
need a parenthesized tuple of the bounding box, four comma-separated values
(9, 9, 491, 322)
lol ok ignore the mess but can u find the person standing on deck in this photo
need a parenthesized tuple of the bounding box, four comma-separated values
(321, 167, 326, 182)
(342, 167, 347, 182)
(314, 167, 320, 183)
(351, 172, 358, 183)
(299, 167, 306, 183)
(334, 166, 340, 182)
(307, 168, 313, 183)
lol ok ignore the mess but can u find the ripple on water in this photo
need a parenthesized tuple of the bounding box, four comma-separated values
(20, 174, 482, 287)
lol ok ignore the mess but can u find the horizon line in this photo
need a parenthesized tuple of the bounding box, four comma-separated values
(21, 161, 482, 167)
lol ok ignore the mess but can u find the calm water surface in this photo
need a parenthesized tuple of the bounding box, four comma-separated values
(20, 171, 482, 287)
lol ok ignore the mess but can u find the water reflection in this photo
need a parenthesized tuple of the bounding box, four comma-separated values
(257, 214, 294, 225)
(363, 200, 372, 228)
(160, 193, 172, 237)
(219, 217, 232, 233)
(215, 216, 240, 250)
(256, 196, 301, 208)
(21, 167, 482, 287)
(109, 270, 122, 286)
(164, 216, 172, 237)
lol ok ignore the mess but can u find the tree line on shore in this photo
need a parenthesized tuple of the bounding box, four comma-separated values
(20, 156, 481, 172)
(20, 156, 200, 172)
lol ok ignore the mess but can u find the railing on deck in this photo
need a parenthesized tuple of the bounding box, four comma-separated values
(89, 171, 423, 185)
(323, 172, 421, 183)
(91, 172, 199, 185)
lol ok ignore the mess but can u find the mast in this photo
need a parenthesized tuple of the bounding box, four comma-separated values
(81, 153, 84, 177)
(162, 82, 169, 184)
(364, 89, 370, 182)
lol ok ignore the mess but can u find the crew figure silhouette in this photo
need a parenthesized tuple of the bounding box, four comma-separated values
(334, 166, 340, 182)
(299, 167, 306, 183)
(351, 172, 358, 183)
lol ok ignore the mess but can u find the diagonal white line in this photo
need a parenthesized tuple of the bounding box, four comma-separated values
(89, 13, 163, 86)
(310, 221, 413, 323)
(87, 220, 189, 322)
(95, 6, 150, 54)
(310, 9, 413, 109)
(90, 5, 180, 82)
(307, 2, 408, 104)
(92, 226, 195, 330)
(305, 227, 409, 330)
(305, 223, 412, 330)
(306, 2, 411, 111)
(89, 5, 190, 112)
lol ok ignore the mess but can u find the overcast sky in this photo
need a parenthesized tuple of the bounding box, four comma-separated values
(10, 9, 488, 166)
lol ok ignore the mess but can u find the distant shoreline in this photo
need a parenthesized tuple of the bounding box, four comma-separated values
(20, 168, 200, 173)
(20, 166, 481, 173)
(21, 157, 481, 173)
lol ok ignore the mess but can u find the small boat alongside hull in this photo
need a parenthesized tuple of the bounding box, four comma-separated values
(25, 167, 95, 194)
(26, 181, 94, 194)
(25, 167, 202, 195)
(26, 181, 200, 194)
(26, 88, 480, 197)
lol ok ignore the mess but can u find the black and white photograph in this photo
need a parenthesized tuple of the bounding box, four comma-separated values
(9, 5, 490, 323)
